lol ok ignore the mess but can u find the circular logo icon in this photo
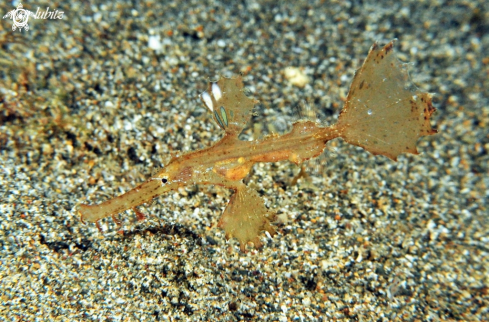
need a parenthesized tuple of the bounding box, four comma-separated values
(4, 3, 34, 31)
(13, 8, 29, 30)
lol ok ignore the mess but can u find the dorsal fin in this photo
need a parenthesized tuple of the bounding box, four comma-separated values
(200, 76, 256, 136)
(295, 99, 317, 122)
(336, 40, 437, 161)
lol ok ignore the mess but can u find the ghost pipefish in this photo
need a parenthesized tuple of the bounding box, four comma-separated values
(78, 41, 437, 251)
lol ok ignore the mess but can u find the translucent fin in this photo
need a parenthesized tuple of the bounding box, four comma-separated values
(200, 76, 256, 136)
(337, 40, 437, 161)
(218, 184, 275, 251)
(295, 100, 317, 122)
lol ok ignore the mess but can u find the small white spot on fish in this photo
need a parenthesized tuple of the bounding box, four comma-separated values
(201, 91, 213, 111)
(367, 109, 373, 115)
(211, 83, 222, 101)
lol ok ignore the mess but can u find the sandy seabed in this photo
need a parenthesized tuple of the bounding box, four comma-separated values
(1, 0, 488, 321)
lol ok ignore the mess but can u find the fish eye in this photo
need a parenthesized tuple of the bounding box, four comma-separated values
(162, 178, 168, 184)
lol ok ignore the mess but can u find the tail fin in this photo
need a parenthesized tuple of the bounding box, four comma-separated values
(336, 40, 437, 161)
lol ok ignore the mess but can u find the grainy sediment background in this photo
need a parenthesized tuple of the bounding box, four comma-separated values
(1, 0, 487, 320)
